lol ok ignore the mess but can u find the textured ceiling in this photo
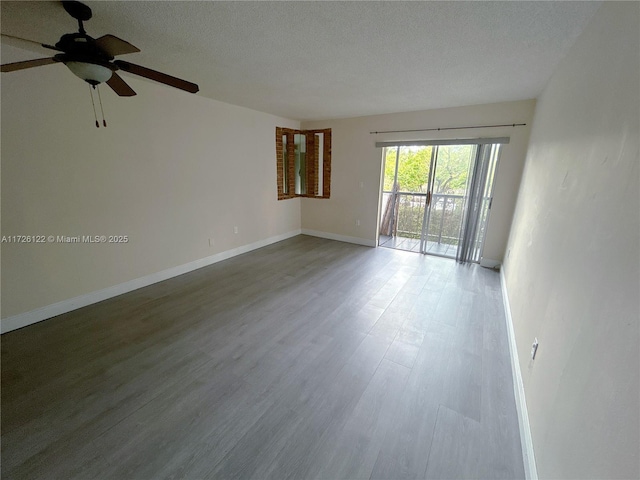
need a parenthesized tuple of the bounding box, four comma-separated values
(1, 1, 601, 121)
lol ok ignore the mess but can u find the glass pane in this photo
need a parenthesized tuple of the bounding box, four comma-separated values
(379, 145, 432, 249)
(294, 133, 306, 195)
(282, 134, 288, 195)
(316, 132, 324, 197)
(396, 146, 432, 193)
(380, 147, 399, 244)
(394, 193, 427, 252)
(425, 145, 475, 257)
(382, 147, 398, 192)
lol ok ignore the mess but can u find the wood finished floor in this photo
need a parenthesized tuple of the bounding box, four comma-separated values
(1, 235, 524, 480)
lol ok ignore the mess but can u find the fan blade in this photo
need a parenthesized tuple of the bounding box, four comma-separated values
(1, 33, 62, 52)
(95, 35, 140, 57)
(41, 44, 62, 52)
(114, 60, 199, 94)
(1, 57, 59, 72)
(106, 72, 137, 97)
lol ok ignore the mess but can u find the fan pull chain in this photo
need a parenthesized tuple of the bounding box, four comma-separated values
(96, 85, 107, 127)
(89, 85, 99, 128)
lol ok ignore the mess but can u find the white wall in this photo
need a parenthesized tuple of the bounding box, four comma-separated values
(1, 44, 300, 320)
(301, 100, 535, 262)
(503, 3, 639, 478)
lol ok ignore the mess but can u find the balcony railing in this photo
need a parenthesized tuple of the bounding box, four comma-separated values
(380, 191, 492, 258)
(380, 192, 469, 256)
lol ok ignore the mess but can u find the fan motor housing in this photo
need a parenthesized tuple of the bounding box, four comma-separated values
(55, 33, 114, 61)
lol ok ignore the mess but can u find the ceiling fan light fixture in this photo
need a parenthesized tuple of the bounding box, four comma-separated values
(65, 61, 112, 85)
(1, 1, 198, 96)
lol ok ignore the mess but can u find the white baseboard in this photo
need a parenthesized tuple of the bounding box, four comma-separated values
(1, 229, 302, 334)
(500, 268, 538, 480)
(301, 228, 376, 247)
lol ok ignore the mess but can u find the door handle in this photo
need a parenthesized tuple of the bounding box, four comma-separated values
(426, 191, 431, 207)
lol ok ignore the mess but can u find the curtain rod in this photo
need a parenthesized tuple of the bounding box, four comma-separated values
(369, 123, 527, 135)
(375, 137, 510, 148)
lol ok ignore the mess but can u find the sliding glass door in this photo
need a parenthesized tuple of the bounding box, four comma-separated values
(379, 146, 434, 252)
(420, 145, 477, 257)
(378, 140, 502, 263)
(379, 144, 444, 254)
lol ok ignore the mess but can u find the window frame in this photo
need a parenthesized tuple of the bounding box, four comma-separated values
(276, 127, 331, 200)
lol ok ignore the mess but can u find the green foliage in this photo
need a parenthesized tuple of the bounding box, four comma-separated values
(383, 149, 397, 191)
(383, 147, 431, 192)
(383, 145, 473, 194)
(433, 146, 473, 194)
(397, 147, 431, 192)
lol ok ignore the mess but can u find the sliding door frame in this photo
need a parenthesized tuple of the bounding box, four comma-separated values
(418, 146, 438, 254)
(377, 137, 509, 262)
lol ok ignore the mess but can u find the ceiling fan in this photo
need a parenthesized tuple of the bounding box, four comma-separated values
(1, 0, 199, 98)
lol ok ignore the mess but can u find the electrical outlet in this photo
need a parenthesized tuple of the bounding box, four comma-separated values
(531, 338, 539, 360)
(356, 219, 360, 226)
(208, 238, 215, 247)
(234, 226, 238, 234)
